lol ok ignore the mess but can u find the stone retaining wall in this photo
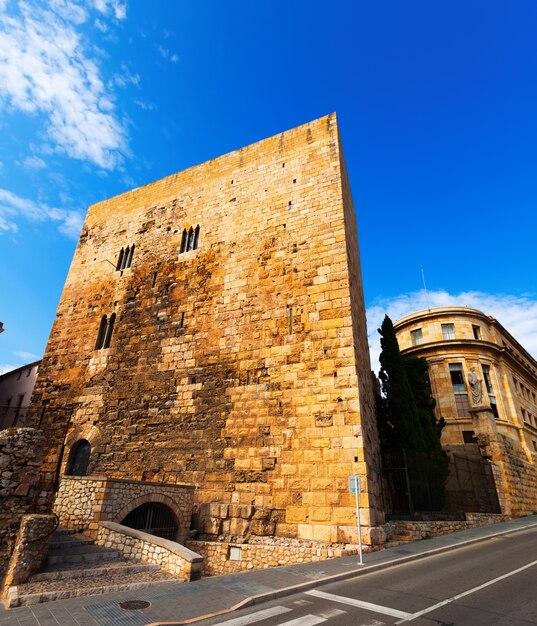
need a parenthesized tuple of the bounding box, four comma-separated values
(0, 428, 48, 587)
(186, 536, 360, 576)
(96, 522, 203, 581)
(385, 513, 508, 543)
(54, 476, 195, 540)
(2, 514, 56, 594)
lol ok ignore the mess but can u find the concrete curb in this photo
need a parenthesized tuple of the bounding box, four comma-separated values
(149, 521, 537, 625)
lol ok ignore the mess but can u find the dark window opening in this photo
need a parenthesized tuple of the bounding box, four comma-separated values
(121, 503, 178, 541)
(67, 439, 91, 476)
(482, 365, 493, 394)
(449, 363, 465, 392)
(116, 245, 135, 271)
(103, 313, 116, 349)
(472, 325, 481, 340)
(193, 224, 200, 250)
(180, 312, 185, 328)
(116, 248, 124, 271)
(186, 227, 194, 251)
(180, 229, 187, 253)
(489, 397, 499, 419)
(95, 313, 116, 350)
(462, 430, 477, 444)
(95, 315, 108, 350)
(152, 272, 157, 288)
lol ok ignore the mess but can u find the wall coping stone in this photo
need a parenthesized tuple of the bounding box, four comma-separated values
(98, 522, 203, 562)
(61, 476, 195, 489)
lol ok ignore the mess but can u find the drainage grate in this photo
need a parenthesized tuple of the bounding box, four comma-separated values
(120, 600, 151, 611)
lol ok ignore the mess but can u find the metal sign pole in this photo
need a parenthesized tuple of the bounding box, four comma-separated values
(354, 475, 363, 565)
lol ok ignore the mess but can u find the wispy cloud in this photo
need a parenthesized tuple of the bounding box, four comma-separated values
(0, 1, 128, 169)
(0, 187, 84, 239)
(22, 155, 46, 171)
(0, 364, 20, 375)
(367, 290, 537, 372)
(14, 350, 40, 361)
(158, 44, 178, 63)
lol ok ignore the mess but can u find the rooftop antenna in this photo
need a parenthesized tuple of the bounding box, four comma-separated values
(421, 266, 430, 311)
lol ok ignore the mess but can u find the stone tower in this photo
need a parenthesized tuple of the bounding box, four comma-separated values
(30, 114, 384, 551)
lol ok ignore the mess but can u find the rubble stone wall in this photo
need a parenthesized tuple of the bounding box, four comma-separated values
(186, 537, 359, 576)
(96, 522, 203, 581)
(0, 428, 47, 586)
(385, 513, 508, 543)
(54, 476, 194, 541)
(2, 514, 56, 594)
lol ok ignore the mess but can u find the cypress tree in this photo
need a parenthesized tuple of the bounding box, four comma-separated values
(377, 315, 426, 452)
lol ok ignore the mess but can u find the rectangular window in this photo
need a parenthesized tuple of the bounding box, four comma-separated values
(449, 363, 465, 392)
(482, 365, 493, 394)
(489, 397, 499, 419)
(411, 328, 423, 346)
(472, 325, 482, 340)
(442, 323, 455, 340)
(455, 393, 470, 417)
(462, 430, 476, 443)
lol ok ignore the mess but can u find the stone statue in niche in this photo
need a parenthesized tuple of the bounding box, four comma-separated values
(468, 366, 484, 405)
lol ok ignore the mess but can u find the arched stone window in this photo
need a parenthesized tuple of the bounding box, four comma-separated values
(193, 225, 200, 250)
(95, 315, 108, 350)
(116, 248, 124, 271)
(126, 244, 135, 268)
(95, 314, 116, 350)
(121, 502, 179, 541)
(186, 227, 194, 252)
(180, 229, 187, 253)
(66, 439, 91, 476)
(103, 313, 116, 349)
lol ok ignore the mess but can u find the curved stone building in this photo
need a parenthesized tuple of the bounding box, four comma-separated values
(394, 306, 537, 515)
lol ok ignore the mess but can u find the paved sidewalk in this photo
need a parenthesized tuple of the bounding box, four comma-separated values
(2, 515, 536, 626)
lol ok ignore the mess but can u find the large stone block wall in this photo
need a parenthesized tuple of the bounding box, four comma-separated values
(186, 537, 359, 577)
(29, 114, 383, 545)
(54, 476, 194, 540)
(0, 428, 48, 585)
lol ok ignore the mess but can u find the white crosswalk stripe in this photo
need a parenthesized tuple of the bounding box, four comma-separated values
(210, 605, 292, 625)
(277, 616, 327, 626)
(306, 589, 413, 620)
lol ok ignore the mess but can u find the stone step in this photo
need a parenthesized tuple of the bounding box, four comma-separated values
(46, 545, 121, 565)
(48, 534, 94, 551)
(30, 561, 160, 582)
(52, 526, 76, 534)
(6, 570, 179, 608)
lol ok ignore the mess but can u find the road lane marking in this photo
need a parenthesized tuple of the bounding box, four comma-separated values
(211, 605, 292, 625)
(316, 608, 347, 618)
(305, 589, 413, 620)
(395, 557, 537, 623)
(278, 616, 326, 626)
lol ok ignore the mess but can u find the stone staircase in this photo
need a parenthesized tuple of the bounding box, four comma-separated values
(5, 527, 180, 608)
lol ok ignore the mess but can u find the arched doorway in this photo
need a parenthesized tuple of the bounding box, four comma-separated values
(121, 503, 179, 541)
(66, 439, 91, 476)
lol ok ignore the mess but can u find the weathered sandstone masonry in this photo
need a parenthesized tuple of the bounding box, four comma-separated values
(29, 114, 383, 551)
(54, 476, 194, 540)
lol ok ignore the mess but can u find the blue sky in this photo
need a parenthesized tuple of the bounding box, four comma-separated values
(1, 0, 536, 373)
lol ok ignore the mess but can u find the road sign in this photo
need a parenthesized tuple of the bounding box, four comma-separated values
(348, 475, 361, 494)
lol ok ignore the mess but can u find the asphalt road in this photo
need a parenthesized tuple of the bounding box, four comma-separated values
(197, 526, 537, 626)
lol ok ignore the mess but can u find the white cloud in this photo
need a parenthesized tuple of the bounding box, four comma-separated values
(0, 364, 20, 375)
(22, 155, 46, 170)
(0, 1, 128, 169)
(0, 187, 84, 239)
(366, 290, 537, 373)
(14, 350, 40, 361)
(134, 98, 155, 111)
(113, 65, 140, 88)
